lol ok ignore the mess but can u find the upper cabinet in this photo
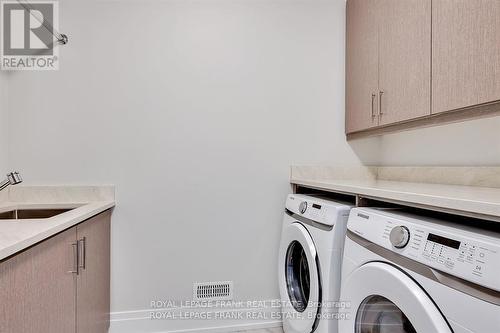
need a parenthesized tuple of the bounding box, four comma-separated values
(378, 0, 431, 125)
(346, 0, 379, 133)
(346, 0, 500, 138)
(432, 0, 500, 114)
(346, 0, 431, 133)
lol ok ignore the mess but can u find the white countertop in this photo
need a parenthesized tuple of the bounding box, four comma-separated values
(291, 178, 500, 220)
(0, 186, 115, 261)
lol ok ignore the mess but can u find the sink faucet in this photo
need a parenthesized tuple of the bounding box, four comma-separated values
(0, 172, 22, 192)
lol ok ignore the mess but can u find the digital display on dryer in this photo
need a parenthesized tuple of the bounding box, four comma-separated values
(427, 233, 461, 249)
(312, 204, 322, 210)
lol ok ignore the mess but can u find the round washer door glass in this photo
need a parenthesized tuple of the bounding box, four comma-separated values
(356, 295, 416, 333)
(278, 221, 320, 333)
(285, 240, 310, 312)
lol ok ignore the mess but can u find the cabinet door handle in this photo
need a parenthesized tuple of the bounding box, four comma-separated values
(78, 237, 86, 271)
(371, 93, 376, 119)
(68, 242, 79, 275)
(379, 91, 384, 116)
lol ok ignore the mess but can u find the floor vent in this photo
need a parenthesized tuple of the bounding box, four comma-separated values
(193, 281, 233, 301)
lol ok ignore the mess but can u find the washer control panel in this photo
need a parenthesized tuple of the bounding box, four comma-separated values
(285, 194, 353, 227)
(348, 208, 500, 292)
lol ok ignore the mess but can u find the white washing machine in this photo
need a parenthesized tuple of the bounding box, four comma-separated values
(339, 207, 500, 333)
(279, 194, 353, 333)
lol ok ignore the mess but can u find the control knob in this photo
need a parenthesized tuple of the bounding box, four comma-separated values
(299, 201, 308, 214)
(390, 226, 410, 248)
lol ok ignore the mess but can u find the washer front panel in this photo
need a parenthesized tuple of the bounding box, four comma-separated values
(278, 222, 320, 333)
(285, 194, 352, 227)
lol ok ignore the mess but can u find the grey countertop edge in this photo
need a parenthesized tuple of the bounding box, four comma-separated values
(0, 200, 115, 261)
(291, 178, 500, 219)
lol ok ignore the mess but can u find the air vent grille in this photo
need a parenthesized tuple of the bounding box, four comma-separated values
(193, 281, 233, 301)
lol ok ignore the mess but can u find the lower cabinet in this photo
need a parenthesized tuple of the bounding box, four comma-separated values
(76, 211, 111, 333)
(0, 226, 77, 332)
(0, 210, 111, 333)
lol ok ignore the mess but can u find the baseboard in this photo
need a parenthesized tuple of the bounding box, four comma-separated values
(109, 299, 282, 333)
(145, 321, 283, 333)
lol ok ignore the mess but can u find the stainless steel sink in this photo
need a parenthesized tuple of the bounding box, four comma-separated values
(0, 208, 74, 220)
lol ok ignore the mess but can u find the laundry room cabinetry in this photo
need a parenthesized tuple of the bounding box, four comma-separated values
(76, 211, 111, 333)
(346, 0, 431, 133)
(432, 0, 500, 114)
(0, 210, 111, 333)
(377, 0, 431, 125)
(345, 0, 379, 133)
(346, 0, 500, 138)
(0, 227, 77, 332)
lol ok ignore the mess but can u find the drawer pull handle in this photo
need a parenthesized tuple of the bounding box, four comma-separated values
(68, 242, 79, 275)
(78, 237, 86, 270)
(379, 91, 384, 116)
(371, 93, 376, 119)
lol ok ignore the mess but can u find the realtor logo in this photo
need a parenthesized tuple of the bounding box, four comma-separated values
(1, 0, 60, 70)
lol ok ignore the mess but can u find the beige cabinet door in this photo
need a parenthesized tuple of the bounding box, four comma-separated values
(433, 0, 500, 114)
(346, 0, 380, 133)
(76, 211, 111, 333)
(0, 227, 77, 333)
(378, 0, 431, 125)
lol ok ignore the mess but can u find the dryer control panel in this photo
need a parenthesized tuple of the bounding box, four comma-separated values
(347, 208, 500, 292)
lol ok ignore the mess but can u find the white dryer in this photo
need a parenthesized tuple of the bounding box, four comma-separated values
(279, 194, 353, 333)
(340, 207, 500, 333)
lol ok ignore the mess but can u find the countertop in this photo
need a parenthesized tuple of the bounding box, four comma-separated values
(0, 186, 115, 261)
(291, 177, 500, 221)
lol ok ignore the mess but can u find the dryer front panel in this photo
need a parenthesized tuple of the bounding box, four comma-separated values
(279, 222, 320, 333)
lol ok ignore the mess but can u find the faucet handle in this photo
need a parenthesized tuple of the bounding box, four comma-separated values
(7, 172, 22, 185)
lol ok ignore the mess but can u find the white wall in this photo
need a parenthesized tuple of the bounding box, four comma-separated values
(6, 0, 369, 331)
(0, 71, 8, 171)
(375, 117, 500, 166)
(348, 116, 500, 166)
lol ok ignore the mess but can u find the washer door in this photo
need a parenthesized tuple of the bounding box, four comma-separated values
(339, 262, 452, 333)
(279, 222, 320, 333)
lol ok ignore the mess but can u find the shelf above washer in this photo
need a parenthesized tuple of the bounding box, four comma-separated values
(291, 167, 500, 223)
